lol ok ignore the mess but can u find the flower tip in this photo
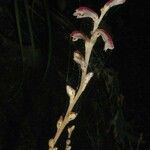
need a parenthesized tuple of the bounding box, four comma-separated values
(70, 31, 79, 36)
(70, 31, 86, 41)
(88, 72, 94, 78)
(104, 43, 114, 51)
(73, 6, 98, 21)
(76, 6, 96, 13)
(106, 0, 126, 8)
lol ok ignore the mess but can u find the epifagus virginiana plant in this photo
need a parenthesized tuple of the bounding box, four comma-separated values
(48, 0, 126, 149)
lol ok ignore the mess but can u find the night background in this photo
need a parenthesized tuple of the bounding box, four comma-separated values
(0, 0, 149, 150)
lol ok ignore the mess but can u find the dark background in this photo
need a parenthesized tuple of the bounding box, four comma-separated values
(0, 0, 149, 150)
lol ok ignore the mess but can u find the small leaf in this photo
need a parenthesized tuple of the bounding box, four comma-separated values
(57, 116, 63, 129)
(66, 85, 76, 100)
(73, 51, 84, 64)
(65, 146, 71, 150)
(66, 139, 71, 145)
(68, 112, 77, 122)
(68, 125, 75, 138)
(73, 51, 87, 72)
(48, 138, 54, 148)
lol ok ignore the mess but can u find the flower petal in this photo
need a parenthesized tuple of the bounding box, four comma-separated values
(73, 7, 99, 21)
(70, 31, 87, 41)
(105, 0, 126, 8)
(99, 29, 114, 51)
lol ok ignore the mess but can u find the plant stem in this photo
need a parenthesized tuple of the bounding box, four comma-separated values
(49, 5, 109, 149)
(51, 66, 88, 147)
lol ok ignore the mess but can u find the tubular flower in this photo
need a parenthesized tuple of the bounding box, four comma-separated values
(98, 29, 114, 51)
(73, 7, 99, 21)
(70, 31, 88, 41)
(100, 0, 126, 25)
(105, 0, 126, 8)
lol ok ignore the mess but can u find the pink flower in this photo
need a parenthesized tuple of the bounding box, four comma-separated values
(73, 7, 99, 21)
(70, 31, 88, 41)
(105, 0, 126, 8)
(92, 29, 114, 51)
(99, 29, 114, 51)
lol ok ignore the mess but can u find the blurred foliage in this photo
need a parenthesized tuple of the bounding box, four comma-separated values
(0, 0, 144, 150)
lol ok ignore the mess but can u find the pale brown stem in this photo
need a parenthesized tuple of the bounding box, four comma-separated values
(49, 5, 109, 149)
(92, 6, 109, 33)
(51, 67, 88, 148)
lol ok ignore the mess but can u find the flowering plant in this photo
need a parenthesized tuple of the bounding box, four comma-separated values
(48, 0, 126, 149)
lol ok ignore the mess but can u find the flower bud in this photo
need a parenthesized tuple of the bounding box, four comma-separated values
(48, 138, 54, 148)
(68, 112, 77, 122)
(68, 125, 75, 138)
